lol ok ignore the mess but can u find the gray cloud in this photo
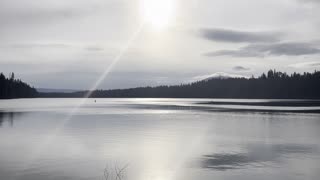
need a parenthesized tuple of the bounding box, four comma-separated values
(233, 66, 250, 71)
(206, 42, 320, 57)
(246, 42, 320, 56)
(85, 46, 104, 52)
(0, 0, 123, 28)
(199, 28, 281, 43)
(0, 7, 92, 26)
(4, 43, 71, 49)
(205, 50, 263, 58)
(298, 0, 320, 4)
(0, 43, 106, 52)
(289, 61, 320, 68)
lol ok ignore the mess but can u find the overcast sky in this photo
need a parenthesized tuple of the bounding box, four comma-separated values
(1, 0, 320, 89)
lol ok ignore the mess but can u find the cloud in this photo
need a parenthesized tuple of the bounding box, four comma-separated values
(298, 0, 320, 4)
(199, 28, 281, 43)
(246, 42, 320, 56)
(0, 0, 123, 28)
(233, 66, 250, 71)
(289, 61, 320, 68)
(205, 50, 263, 58)
(206, 42, 320, 57)
(85, 46, 104, 51)
(0, 7, 92, 26)
(0, 43, 106, 52)
(4, 43, 71, 49)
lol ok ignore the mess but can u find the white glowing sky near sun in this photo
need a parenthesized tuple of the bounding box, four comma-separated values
(140, 0, 176, 30)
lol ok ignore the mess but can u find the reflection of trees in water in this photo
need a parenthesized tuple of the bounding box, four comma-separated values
(0, 112, 24, 127)
(201, 143, 318, 171)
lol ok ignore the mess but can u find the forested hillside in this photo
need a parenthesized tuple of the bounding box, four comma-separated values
(40, 70, 320, 99)
(0, 73, 38, 99)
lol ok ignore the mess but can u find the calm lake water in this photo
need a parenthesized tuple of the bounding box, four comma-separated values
(0, 98, 320, 180)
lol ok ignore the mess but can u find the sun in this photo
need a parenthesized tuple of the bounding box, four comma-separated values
(140, 0, 175, 30)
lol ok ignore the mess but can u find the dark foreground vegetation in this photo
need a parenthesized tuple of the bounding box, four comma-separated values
(0, 73, 38, 99)
(40, 70, 320, 99)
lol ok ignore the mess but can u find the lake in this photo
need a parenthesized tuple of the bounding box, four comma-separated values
(0, 98, 320, 180)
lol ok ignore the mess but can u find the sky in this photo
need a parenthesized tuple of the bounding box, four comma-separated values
(1, 0, 320, 89)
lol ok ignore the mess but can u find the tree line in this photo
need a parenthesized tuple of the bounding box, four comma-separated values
(40, 70, 320, 99)
(0, 72, 38, 99)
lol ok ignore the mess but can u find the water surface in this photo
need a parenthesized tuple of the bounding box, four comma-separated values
(0, 98, 319, 180)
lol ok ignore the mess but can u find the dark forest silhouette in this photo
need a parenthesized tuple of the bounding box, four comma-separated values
(39, 70, 320, 99)
(0, 72, 38, 99)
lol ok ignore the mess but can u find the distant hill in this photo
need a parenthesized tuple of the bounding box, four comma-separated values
(0, 73, 38, 99)
(37, 88, 80, 93)
(39, 70, 320, 99)
(199, 72, 248, 81)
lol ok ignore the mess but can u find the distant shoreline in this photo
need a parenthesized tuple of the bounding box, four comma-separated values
(36, 96, 320, 99)
(37, 70, 320, 99)
(198, 100, 320, 107)
(2, 70, 320, 99)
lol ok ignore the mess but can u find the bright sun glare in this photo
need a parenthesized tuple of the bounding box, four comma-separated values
(140, 0, 175, 30)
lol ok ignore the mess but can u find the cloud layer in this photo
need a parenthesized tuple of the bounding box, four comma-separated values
(200, 28, 281, 43)
(233, 66, 250, 71)
(205, 42, 320, 57)
(298, 0, 320, 4)
(289, 61, 320, 68)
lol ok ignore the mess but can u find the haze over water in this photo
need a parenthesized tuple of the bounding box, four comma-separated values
(0, 98, 320, 180)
